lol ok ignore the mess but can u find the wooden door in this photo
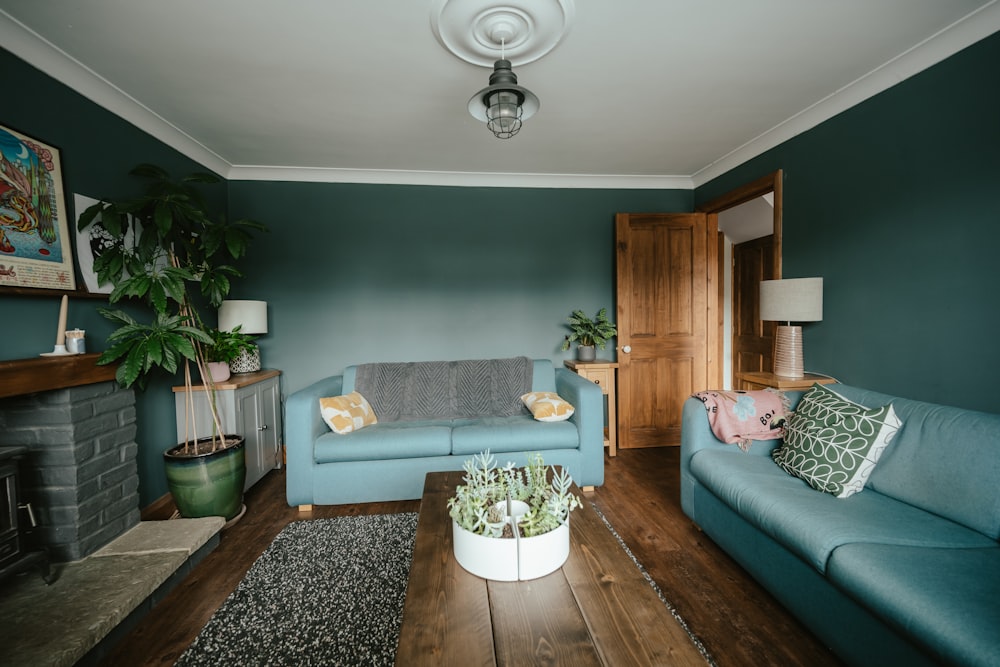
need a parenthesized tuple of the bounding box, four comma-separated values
(733, 234, 775, 389)
(615, 213, 717, 448)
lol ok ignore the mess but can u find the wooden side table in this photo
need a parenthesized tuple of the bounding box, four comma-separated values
(564, 360, 619, 457)
(737, 371, 837, 391)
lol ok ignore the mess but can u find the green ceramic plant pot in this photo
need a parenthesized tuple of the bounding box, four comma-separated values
(164, 436, 246, 520)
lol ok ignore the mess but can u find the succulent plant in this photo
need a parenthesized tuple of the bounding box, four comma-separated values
(448, 450, 581, 538)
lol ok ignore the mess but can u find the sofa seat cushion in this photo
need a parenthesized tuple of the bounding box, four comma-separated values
(690, 449, 997, 572)
(314, 420, 453, 463)
(450, 415, 579, 456)
(827, 543, 1000, 667)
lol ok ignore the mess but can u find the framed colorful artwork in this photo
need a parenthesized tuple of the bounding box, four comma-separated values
(0, 124, 77, 291)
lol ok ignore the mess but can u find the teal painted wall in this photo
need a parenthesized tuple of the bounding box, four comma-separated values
(695, 33, 1000, 412)
(1, 48, 227, 506)
(226, 182, 691, 396)
(5, 29, 997, 507)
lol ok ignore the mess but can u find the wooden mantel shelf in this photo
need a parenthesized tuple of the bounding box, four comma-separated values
(0, 353, 119, 399)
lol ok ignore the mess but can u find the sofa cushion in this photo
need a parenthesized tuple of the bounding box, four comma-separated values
(319, 392, 378, 434)
(829, 386, 1000, 540)
(313, 420, 453, 463)
(827, 543, 1000, 667)
(451, 415, 579, 456)
(773, 383, 901, 498)
(690, 448, 998, 572)
(521, 391, 575, 422)
(353, 357, 533, 421)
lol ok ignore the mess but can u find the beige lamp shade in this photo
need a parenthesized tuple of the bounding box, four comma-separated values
(759, 278, 823, 323)
(759, 278, 823, 378)
(218, 300, 268, 334)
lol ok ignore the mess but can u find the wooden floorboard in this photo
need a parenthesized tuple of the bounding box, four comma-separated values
(101, 449, 842, 666)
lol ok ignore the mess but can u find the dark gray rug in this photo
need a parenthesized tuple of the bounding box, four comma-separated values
(176, 508, 715, 666)
(175, 513, 418, 667)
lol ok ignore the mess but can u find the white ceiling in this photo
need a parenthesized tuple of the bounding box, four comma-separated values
(2, 1, 997, 189)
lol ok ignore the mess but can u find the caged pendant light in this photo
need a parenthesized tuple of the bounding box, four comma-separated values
(431, 0, 573, 139)
(468, 47, 539, 139)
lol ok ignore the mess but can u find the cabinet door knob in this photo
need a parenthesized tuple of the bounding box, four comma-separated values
(621, 345, 631, 354)
(258, 424, 269, 431)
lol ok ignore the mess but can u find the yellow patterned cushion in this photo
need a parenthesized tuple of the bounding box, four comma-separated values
(521, 391, 575, 422)
(319, 392, 378, 434)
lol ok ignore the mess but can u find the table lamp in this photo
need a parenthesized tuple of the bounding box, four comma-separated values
(218, 300, 268, 373)
(759, 278, 823, 378)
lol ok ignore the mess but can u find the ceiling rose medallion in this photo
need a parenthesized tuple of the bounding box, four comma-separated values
(431, 0, 575, 138)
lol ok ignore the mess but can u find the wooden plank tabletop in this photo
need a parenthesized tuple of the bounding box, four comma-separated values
(395, 470, 707, 667)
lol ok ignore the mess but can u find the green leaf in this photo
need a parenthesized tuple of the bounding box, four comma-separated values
(160, 345, 179, 374)
(145, 335, 163, 368)
(182, 171, 221, 185)
(99, 308, 137, 326)
(130, 163, 170, 180)
(154, 201, 173, 236)
(78, 202, 103, 230)
(148, 280, 167, 314)
(118, 347, 145, 388)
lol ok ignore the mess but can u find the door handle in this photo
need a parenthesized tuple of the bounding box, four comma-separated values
(620, 345, 631, 354)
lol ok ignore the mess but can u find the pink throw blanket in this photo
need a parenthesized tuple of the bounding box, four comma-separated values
(692, 389, 789, 452)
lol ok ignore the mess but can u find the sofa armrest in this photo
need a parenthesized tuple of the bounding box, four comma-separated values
(285, 375, 344, 506)
(555, 367, 604, 487)
(680, 391, 809, 518)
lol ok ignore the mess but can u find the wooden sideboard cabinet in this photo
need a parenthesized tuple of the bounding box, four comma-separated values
(173, 369, 283, 491)
(736, 371, 837, 391)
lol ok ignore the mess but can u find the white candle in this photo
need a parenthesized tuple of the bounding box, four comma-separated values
(56, 294, 68, 346)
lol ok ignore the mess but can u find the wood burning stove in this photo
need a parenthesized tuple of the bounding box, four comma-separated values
(0, 446, 52, 584)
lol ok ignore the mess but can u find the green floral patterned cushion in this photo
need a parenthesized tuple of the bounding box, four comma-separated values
(772, 383, 902, 498)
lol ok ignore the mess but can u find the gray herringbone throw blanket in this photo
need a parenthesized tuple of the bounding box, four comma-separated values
(354, 357, 533, 422)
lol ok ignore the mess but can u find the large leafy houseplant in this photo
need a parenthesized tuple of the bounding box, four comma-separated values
(79, 164, 267, 519)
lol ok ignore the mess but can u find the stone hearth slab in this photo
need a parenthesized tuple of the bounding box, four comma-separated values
(92, 517, 224, 557)
(0, 517, 224, 667)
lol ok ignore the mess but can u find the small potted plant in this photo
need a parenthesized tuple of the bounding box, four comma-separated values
(560, 307, 618, 361)
(203, 326, 257, 382)
(448, 450, 581, 581)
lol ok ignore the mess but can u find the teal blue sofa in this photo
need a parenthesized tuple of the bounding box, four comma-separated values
(286, 358, 604, 507)
(681, 384, 1000, 667)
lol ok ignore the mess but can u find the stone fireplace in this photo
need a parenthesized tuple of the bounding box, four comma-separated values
(0, 354, 139, 562)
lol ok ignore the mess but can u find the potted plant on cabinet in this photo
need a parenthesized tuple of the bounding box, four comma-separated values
(203, 326, 258, 383)
(560, 307, 618, 361)
(78, 163, 267, 522)
(448, 450, 581, 581)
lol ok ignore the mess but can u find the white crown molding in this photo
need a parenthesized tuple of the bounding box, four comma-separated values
(691, 0, 1000, 188)
(227, 165, 691, 190)
(4, 4, 996, 191)
(0, 10, 230, 176)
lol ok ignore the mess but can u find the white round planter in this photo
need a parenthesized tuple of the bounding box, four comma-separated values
(452, 500, 570, 581)
(517, 519, 570, 580)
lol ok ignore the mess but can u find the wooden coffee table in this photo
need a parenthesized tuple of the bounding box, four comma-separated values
(395, 470, 708, 666)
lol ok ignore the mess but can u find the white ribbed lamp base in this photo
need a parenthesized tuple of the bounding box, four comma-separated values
(773, 325, 804, 378)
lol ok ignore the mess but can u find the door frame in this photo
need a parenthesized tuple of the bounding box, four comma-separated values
(696, 169, 783, 388)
